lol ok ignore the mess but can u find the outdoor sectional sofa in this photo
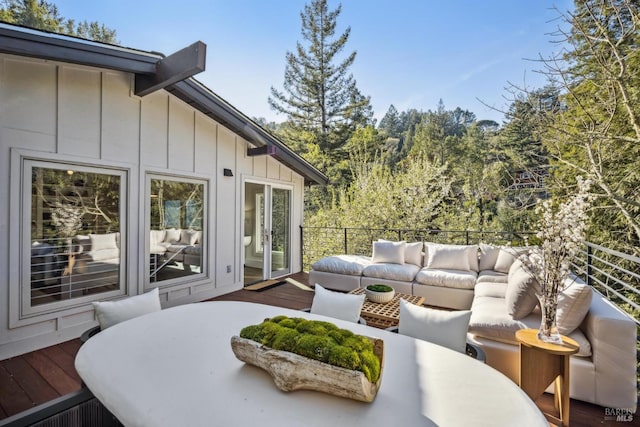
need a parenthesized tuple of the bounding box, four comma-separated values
(308, 240, 637, 411)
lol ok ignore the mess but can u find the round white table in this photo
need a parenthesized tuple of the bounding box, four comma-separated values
(75, 301, 546, 427)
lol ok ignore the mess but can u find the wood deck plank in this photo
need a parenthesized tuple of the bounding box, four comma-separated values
(0, 362, 34, 416)
(1, 357, 59, 405)
(22, 351, 81, 395)
(40, 345, 83, 384)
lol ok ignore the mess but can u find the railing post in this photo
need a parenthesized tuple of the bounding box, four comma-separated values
(300, 225, 304, 272)
(586, 243, 593, 287)
(344, 228, 348, 255)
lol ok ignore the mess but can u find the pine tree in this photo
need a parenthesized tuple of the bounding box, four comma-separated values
(269, 0, 371, 154)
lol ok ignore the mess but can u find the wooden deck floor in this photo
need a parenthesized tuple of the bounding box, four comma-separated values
(0, 273, 623, 426)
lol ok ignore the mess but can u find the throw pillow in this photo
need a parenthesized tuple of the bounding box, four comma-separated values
(310, 284, 365, 323)
(92, 288, 161, 330)
(494, 249, 518, 273)
(180, 229, 200, 245)
(557, 278, 593, 335)
(165, 228, 181, 244)
(399, 299, 472, 353)
(424, 243, 471, 271)
(505, 260, 540, 319)
(372, 241, 406, 264)
(89, 233, 118, 252)
(404, 242, 424, 266)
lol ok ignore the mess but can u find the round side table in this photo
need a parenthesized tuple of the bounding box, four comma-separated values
(515, 329, 579, 427)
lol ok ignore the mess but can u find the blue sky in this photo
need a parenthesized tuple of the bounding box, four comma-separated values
(52, 0, 574, 124)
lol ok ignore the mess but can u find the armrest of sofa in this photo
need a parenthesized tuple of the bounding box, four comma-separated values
(581, 291, 637, 410)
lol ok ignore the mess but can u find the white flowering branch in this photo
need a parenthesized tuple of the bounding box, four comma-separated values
(519, 177, 592, 299)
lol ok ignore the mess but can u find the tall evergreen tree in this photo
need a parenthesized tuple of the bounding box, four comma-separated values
(0, 0, 118, 43)
(269, 0, 371, 154)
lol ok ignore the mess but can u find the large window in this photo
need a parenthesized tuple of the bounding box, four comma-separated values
(148, 176, 206, 285)
(26, 161, 126, 310)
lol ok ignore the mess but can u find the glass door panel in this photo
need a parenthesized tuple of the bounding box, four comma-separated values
(243, 183, 265, 285)
(270, 188, 291, 276)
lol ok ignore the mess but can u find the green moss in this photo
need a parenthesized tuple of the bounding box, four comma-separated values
(239, 316, 382, 383)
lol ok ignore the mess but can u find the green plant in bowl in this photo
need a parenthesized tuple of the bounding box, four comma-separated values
(366, 284, 394, 293)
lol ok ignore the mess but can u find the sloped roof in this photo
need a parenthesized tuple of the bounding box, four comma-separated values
(0, 23, 328, 185)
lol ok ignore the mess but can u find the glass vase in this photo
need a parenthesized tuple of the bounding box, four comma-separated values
(537, 294, 563, 344)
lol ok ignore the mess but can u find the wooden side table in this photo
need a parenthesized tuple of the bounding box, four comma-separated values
(515, 329, 579, 427)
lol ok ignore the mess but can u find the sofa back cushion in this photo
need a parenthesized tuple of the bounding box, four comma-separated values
(505, 260, 540, 319)
(180, 229, 201, 245)
(424, 243, 478, 272)
(372, 241, 406, 264)
(404, 242, 424, 266)
(399, 299, 472, 353)
(479, 243, 500, 271)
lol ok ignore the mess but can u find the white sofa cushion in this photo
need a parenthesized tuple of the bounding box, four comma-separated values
(424, 243, 478, 272)
(372, 241, 406, 264)
(476, 270, 508, 284)
(470, 294, 541, 344)
(494, 246, 530, 274)
(362, 263, 420, 282)
(311, 255, 371, 276)
(404, 242, 424, 267)
(469, 293, 592, 357)
(474, 282, 508, 298)
(310, 284, 365, 323)
(414, 268, 477, 290)
(399, 299, 472, 353)
(165, 228, 181, 244)
(180, 230, 201, 245)
(90, 233, 118, 252)
(479, 243, 500, 271)
(88, 248, 120, 262)
(557, 277, 593, 335)
(92, 288, 161, 330)
(505, 260, 540, 319)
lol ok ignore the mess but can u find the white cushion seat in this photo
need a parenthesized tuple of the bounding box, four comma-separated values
(476, 270, 508, 284)
(414, 268, 477, 289)
(362, 263, 420, 282)
(310, 255, 372, 276)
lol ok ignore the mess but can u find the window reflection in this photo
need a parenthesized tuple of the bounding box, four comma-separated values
(149, 178, 205, 283)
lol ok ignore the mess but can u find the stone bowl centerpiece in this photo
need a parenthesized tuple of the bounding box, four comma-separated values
(364, 284, 395, 303)
(231, 316, 384, 402)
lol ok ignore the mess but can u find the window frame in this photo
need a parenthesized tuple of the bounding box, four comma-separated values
(16, 157, 129, 320)
(144, 173, 208, 290)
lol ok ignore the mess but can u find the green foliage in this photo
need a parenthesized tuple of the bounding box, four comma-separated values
(1, 0, 118, 43)
(239, 316, 381, 382)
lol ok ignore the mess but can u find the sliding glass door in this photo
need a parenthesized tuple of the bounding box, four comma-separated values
(243, 182, 291, 285)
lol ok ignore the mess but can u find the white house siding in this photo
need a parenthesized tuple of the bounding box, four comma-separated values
(0, 53, 305, 359)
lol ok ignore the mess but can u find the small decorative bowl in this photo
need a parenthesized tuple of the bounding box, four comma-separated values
(364, 285, 395, 303)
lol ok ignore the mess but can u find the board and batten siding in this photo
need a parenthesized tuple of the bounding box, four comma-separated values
(0, 53, 305, 359)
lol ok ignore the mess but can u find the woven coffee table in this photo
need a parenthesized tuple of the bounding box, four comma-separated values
(348, 288, 425, 329)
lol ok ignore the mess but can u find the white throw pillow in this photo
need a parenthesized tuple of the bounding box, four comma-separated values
(399, 299, 472, 353)
(505, 260, 540, 319)
(372, 241, 406, 264)
(179, 230, 200, 245)
(310, 284, 365, 323)
(557, 278, 593, 334)
(165, 228, 181, 244)
(92, 288, 161, 330)
(404, 242, 423, 266)
(424, 243, 472, 271)
(89, 233, 118, 252)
